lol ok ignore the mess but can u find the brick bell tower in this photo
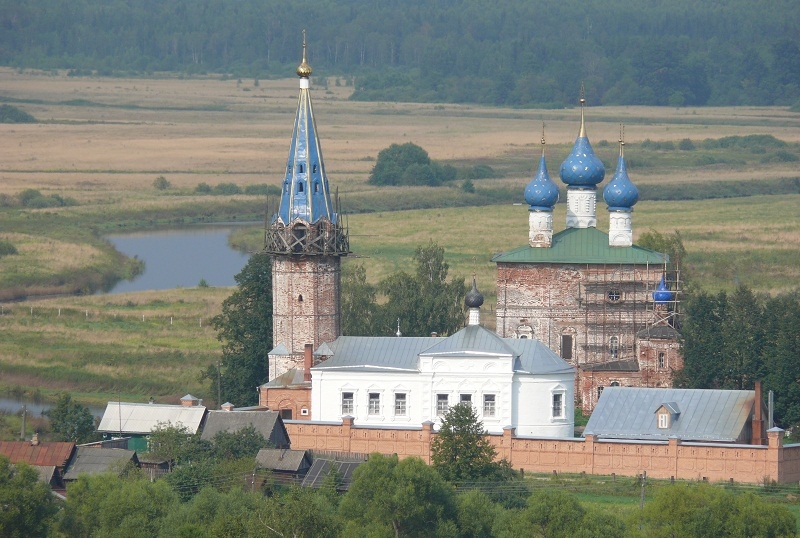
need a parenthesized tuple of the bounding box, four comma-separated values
(265, 33, 349, 381)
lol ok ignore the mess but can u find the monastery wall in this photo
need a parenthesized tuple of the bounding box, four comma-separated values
(285, 418, 796, 484)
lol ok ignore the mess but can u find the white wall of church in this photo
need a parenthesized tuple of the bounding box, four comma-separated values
(311, 353, 574, 437)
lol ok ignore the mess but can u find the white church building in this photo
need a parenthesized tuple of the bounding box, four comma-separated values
(309, 282, 575, 437)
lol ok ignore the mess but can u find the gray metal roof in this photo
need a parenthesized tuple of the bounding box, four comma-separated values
(312, 337, 436, 371)
(63, 448, 138, 480)
(313, 325, 574, 376)
(301, 459, 363, 490)
(256, 448, 312, 472)
(201, 410, 290, 448)
(422, 325, 516, 356)
(260, 368, 308, 389)
(584, 387, 757, 442)
(97, 402, 206, 435)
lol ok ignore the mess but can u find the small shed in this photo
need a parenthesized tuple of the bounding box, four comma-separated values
(301, 458, 365, 491)
(201, 410, 290, 449)
(256, 448, 312, 477)
(63, 447, 139, 482)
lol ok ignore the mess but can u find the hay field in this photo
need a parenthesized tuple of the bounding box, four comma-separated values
(1, 68, 799, 404)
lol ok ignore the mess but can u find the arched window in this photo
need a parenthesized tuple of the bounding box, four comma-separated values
(609, 336, 619, 359)
(298, 294, 303, 302)
(297, 182, 304, 193)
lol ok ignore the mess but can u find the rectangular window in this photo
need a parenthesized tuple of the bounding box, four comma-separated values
(658, 413, 670, 429)
(341, 392, 354, 415)
(561, 335, 573, 362)
(658, 353, 665, 369)
(552, 393, 563, 419)
(460, 394, 472, 405)
(483, 394, 496, 417)
(368, 393, 380, 415)
(436, 394, 449, 417)
(394, 393, 407, 416)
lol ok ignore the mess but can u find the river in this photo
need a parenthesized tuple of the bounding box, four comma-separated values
(104, 223, 254, 293)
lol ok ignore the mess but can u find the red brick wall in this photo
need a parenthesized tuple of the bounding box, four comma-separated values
(260, 387, 312, 421)
(285, 419, 797, 484)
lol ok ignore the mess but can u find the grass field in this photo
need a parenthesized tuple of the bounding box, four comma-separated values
(1, 68, 800, 405)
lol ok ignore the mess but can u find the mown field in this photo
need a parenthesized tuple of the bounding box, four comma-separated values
(1, 68, 799, 405)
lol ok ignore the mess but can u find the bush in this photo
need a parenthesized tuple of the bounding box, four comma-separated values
(153, 176, 171, 190)
(0, 104, 36, 123)
(0, 240, 18, 257)
(244, 183, 281, 196)
(195, 183, 212, 194)
(17, 189, 77, 208)
(678, 138, 695, 150)
(212, 183, 242, 195)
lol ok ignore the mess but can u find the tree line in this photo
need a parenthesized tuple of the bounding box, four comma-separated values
(1, 0, 799, 107)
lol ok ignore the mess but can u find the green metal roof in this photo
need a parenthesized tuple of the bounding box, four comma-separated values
(491, 227, 668, 265)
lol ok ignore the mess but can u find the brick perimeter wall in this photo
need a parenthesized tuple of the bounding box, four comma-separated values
(285, 419, 800, 484)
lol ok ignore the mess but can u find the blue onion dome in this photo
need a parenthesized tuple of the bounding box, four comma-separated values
(603, 135, 639, 210)
(559, 95, 605, 187)
(653, 275, 674, 304)
(524, 132, 559, 210)
(465, 277, 484, 308)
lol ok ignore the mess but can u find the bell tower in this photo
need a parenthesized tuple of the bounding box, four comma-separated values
(266, 32, 349, 381)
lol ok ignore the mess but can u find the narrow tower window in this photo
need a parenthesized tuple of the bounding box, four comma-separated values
(298, 294, 303, 302)
(314, 182, 319, 193)
(609, 336, 619, 359)
(299, 164, 304, 173)
(658, 352, 665, 369)
(313, 164, 318, 173)
(297, 182, 304, 193)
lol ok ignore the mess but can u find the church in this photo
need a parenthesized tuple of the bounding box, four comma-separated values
(259, 39, 681, 426)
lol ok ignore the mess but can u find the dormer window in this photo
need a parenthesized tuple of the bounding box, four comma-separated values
(658, 412, 670, 429)
(655, 402, 680, 429)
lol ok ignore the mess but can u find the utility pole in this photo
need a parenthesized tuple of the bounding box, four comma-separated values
(639, 470, 647, 510)
(20, 404, 26, 440)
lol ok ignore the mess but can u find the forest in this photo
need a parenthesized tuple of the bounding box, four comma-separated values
(1, 0, 799, 107)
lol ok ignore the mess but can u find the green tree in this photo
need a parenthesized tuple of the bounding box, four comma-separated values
(431, 402, 498, 482)
(0, 457, 57, 538)
(211, 425, 269, 460)
(208, 252, 272, 406)
(633, 483, 794, 537)
(153, 175, 171, 190)
(45, 393, 98, 443)
(378, 241, 466, 337)
(341, 263, 379, 336)
(147, 423, 211, 470)
(60, 473, 178, 538)
(369, 142, 431, 186)
(339, 453, 457, 537)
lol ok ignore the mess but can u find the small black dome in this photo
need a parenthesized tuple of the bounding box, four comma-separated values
(465, 278, 484, 308)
